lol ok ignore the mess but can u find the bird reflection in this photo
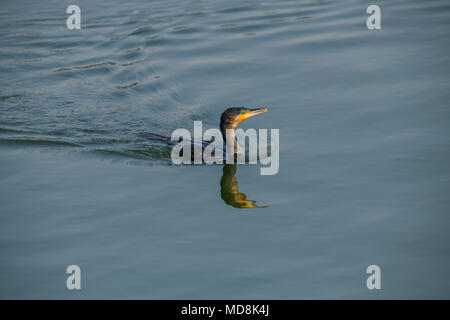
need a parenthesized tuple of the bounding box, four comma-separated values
(220, 164, 268, 208)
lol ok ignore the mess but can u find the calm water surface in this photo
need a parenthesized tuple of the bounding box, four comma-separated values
(0, 0, 449, 298)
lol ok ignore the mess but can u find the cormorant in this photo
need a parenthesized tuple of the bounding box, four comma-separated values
(141, 107, 269, 208)
(142, 107, 268, 159)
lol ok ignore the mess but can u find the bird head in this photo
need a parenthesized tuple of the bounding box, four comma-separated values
(220, 107, 268, 131)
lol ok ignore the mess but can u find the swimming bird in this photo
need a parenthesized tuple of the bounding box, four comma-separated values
(142, 107, 268, 160)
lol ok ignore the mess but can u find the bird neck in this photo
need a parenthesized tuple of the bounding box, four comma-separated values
(220, 123, 242, 154)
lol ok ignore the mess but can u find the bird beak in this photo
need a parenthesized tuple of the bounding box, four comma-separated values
(246, 108, 268, 118)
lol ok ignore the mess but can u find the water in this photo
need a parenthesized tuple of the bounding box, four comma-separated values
(0, 0, 449, 299)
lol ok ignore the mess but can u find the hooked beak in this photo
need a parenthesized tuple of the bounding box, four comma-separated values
(245, 107, 268, 118)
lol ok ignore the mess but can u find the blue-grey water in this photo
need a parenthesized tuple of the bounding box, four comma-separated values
(1, 0, 449, 299)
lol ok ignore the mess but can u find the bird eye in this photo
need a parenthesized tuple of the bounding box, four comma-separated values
(241, 111, 245, 115)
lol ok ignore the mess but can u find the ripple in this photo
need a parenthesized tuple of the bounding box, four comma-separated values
(0, 94, 22, 101)
(121, 59, 142, 67)
(90, 146, 172, 162)
(54, 61, 117, 72)
(215, 5, 258, 14)
(121, 47, 141, 54)
(0, 126, 39, 134)
(115, 81, 139, 89)
(129, 25, 154, 36)
(0, 137, 83, 148)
